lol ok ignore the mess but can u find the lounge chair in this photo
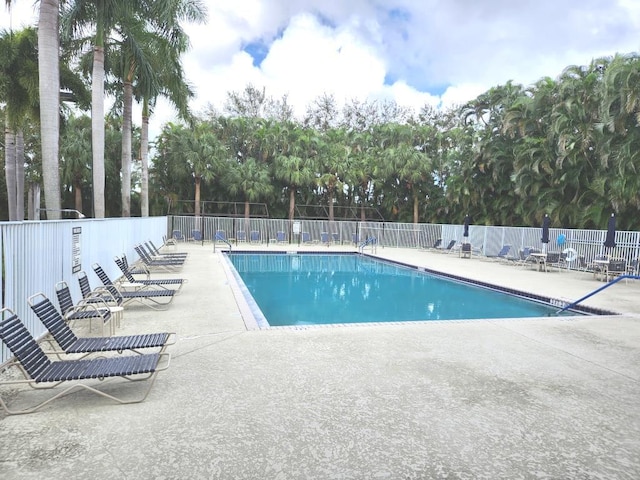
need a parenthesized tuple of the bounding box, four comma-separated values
(92, 264, 177, 310)
(162, 234, 176, 248)
(114, 255, 186, 292)
(425, 238, 442, 250)
(236, 231, 247, 242)
(147, 240, 188, 259)
(119, 252, 150, 278)
(134, 245, 184, 272)
(191, 229, 203, 242)
(215, 230, 227, 242)
(28, 293, 175, 357)
(276, 231, 286, 243)
(482, 244, 513, 263)
(55, 281, 115, 336)
(320, 232, 330, 244)
(494, 245, 512, 261)
(0, 307, 170, 415)
(78, 270, 122, 307)
(139, 243, 186, 264)
(301, 232, 312, 244)
(250, 230, 261, 243)
(434, 240, 456, 253)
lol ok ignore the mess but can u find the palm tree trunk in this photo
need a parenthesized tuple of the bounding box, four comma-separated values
(5, 124, 17, 221)
(413, 192, 419, 224)
(288, 188, 295, 222)
(328, 187, 335, 222)
(194, 176, 201, 217)
(140, 99, 150, 217)
(92, 44, 106, 218)
(74, 180, 83, 213)
(121, 79, 133, 217)
(38, 0, 61, 219)
(15, 129, 25, 220)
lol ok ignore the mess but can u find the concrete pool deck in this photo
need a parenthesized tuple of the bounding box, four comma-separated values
(1, 242, 639, 479)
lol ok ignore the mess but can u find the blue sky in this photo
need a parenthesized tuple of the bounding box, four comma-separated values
(3, 0, 640, 138)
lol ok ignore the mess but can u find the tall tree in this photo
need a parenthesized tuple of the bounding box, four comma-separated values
(0, 27, 38, 220)
(39, 0, 62, 219)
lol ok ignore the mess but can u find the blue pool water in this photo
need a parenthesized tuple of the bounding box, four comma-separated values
(226, 253, 578, 327)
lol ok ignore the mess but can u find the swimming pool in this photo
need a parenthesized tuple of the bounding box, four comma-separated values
(224, 252, 584, 327)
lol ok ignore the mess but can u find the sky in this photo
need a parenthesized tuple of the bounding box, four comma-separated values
(2, 0, 640, 141)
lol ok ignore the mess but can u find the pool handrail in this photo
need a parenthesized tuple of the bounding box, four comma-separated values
(215, 233, 232, 250)
(555, 274, 640, 314)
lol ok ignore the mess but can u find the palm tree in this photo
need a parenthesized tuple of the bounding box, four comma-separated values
(182, 121, 225, 217)
(0, 27, 38, 220)
(112, 0, 206, 217)
(60, 114, 92, 212)
(225, 157, 274, 219)
(62, 0, 139, 218)
(38, 0, 62, 219)
(315, 128, 347, 222)
(273, 123, 316, 223)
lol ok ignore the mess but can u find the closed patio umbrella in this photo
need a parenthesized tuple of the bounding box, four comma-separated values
(541, 214, 550, 243)
(604, 213, 616, 250)
(541, 214, 550, 252)
(463, 215, 471, 238)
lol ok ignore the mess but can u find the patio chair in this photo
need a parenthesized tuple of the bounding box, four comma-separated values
(607, 258, 627, 282)
(191, 229, 203, 242)
(114, 255, 186, 292)
(459, 242, 472, 259)
(92, 263, 177, 310)
(55, 281, 114, 336)
(236, 230, 247, 242)
(627, 258, 639, 276)
(0, 307, 170, 415)
(301, 232, 312, 244)
(250, 230, 261, 243)
(28, 293, 175, 357)
(172, 230, 185, 242)
(276, 231, 286, 243)
(545, 251, 562, 271)
(215, 230, 227, 242)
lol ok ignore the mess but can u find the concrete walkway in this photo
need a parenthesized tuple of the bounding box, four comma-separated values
(1, 243, 639, 479)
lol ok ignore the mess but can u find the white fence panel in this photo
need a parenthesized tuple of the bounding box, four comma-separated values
(1, 217, 167, 365)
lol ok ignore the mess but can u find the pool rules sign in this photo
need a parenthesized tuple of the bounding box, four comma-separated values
(72, 226, 82, 273)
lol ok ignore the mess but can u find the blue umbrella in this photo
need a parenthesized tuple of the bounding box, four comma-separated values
(604, 213, 616, 249)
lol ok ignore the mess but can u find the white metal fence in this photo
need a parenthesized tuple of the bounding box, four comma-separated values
(169, 216, 640, 268)
(1, 217, 167, 365)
